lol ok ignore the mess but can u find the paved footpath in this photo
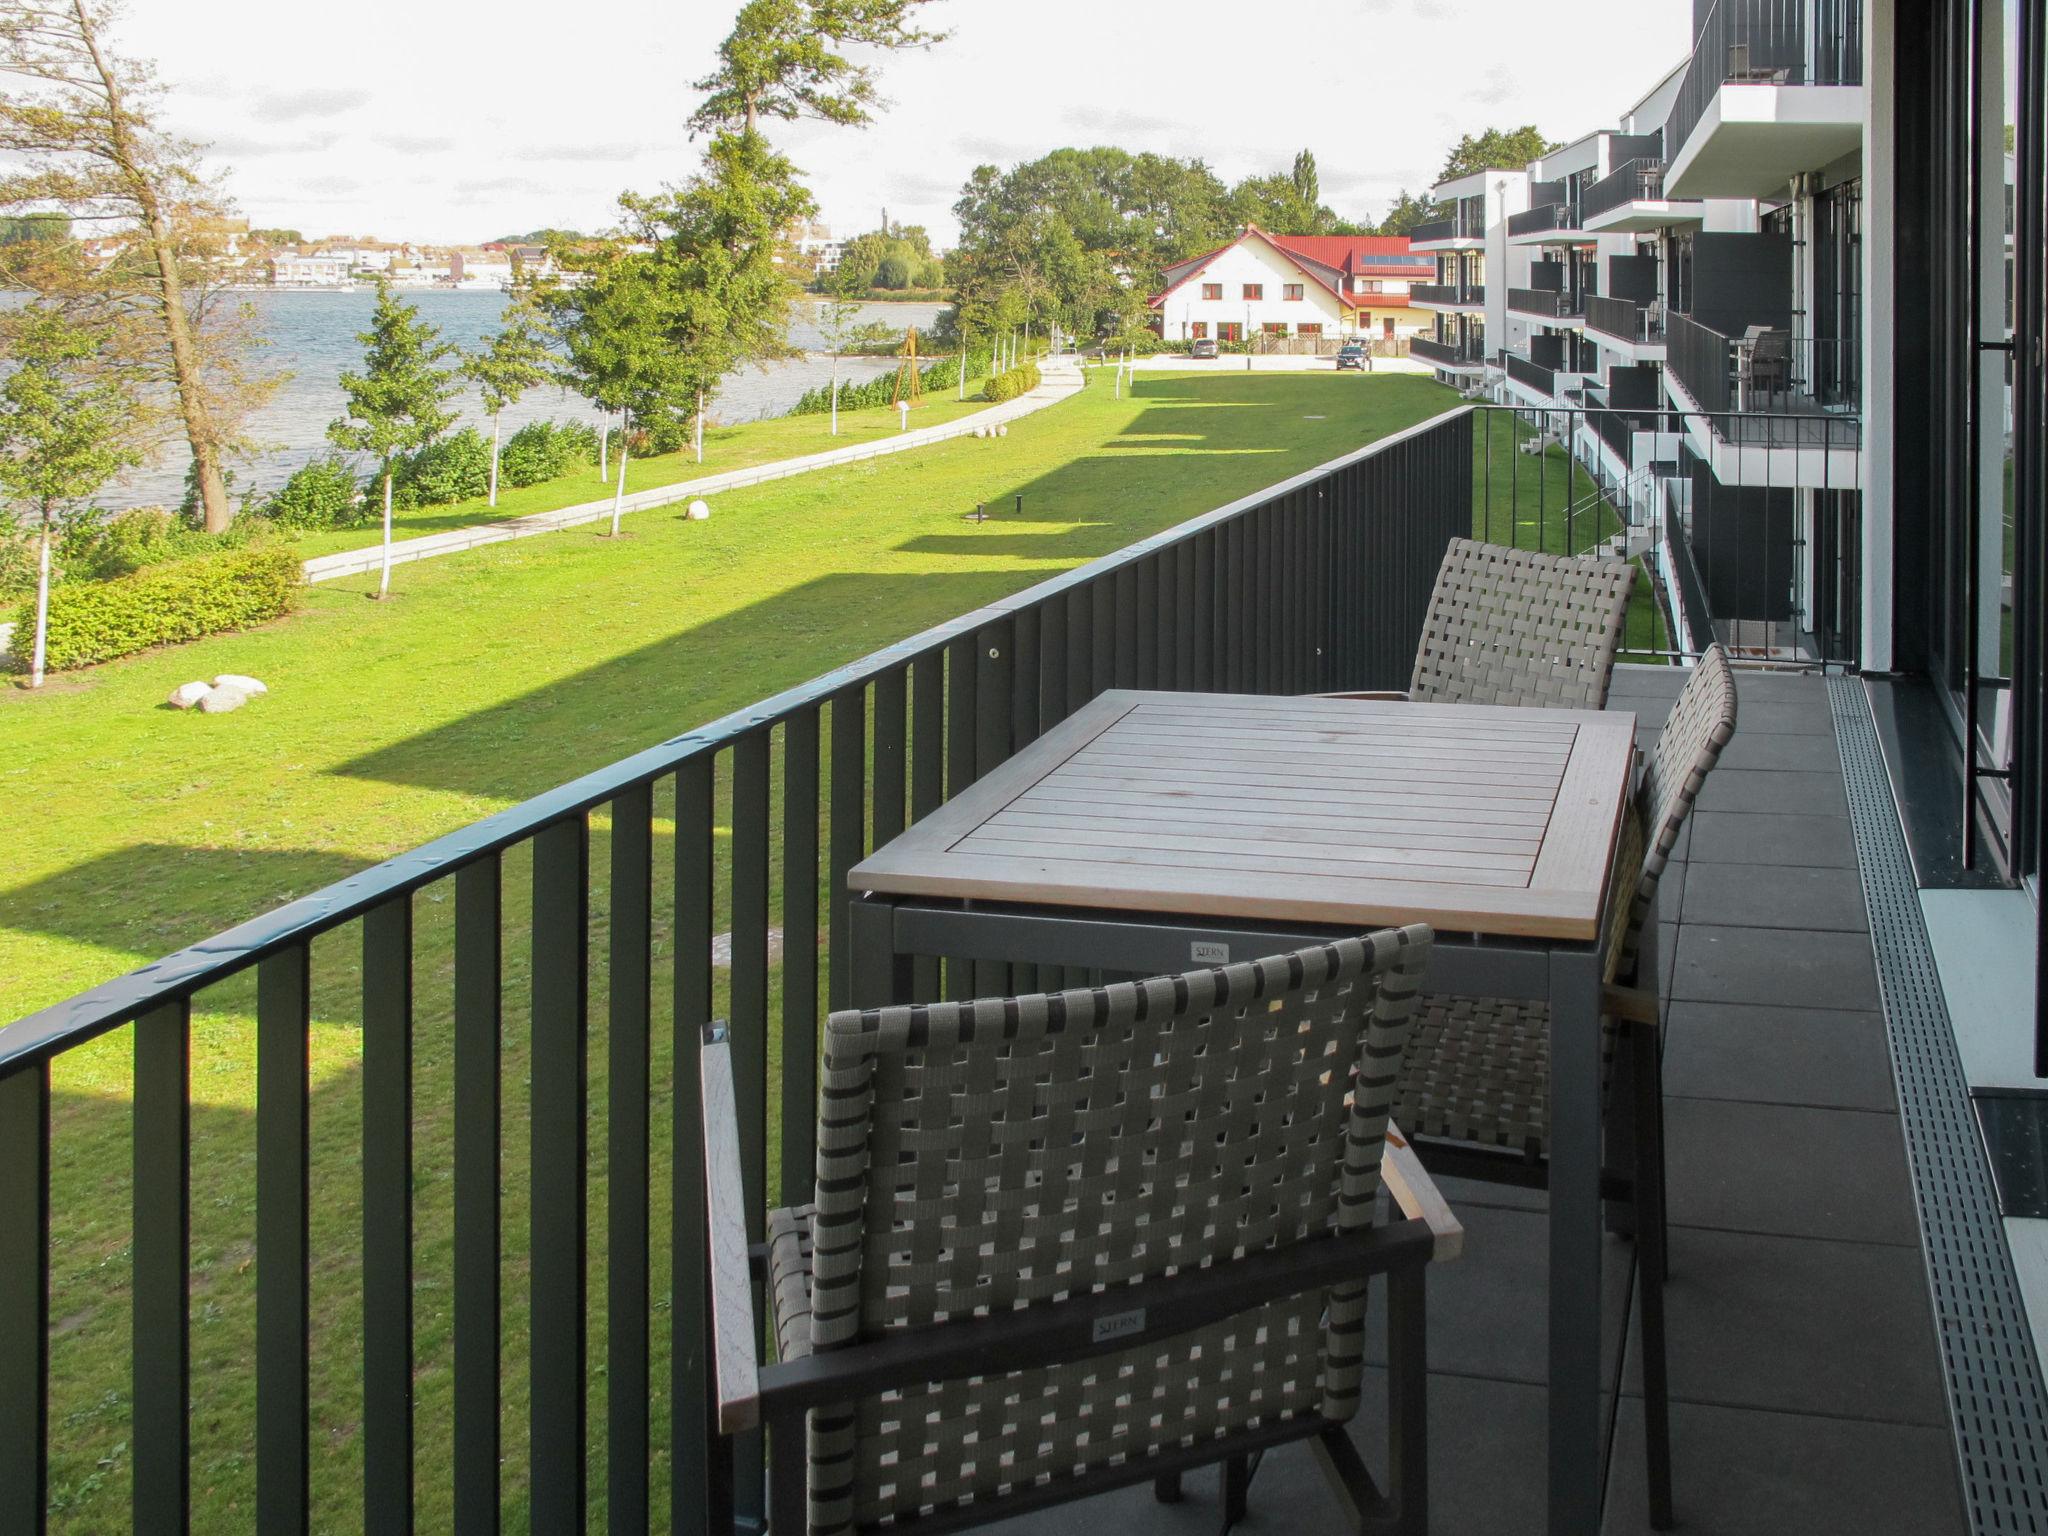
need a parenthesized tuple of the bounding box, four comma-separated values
(303, 357, 1087, 584)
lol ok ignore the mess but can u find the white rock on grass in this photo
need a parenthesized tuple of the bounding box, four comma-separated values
(687, 500, 711, 521)
(212, 673, 267, 696)
(167, 681, 212, 710)
(996, 424, 1009, 437)
(198, 685, 248, 715)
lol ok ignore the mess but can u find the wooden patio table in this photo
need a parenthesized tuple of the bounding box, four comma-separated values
(847, 687, 1639, 1536)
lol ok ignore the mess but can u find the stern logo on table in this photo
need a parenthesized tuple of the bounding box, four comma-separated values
(1192, 941, 1230, 965)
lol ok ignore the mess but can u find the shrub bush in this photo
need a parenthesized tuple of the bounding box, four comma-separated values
(258, 456, 364, 529)
(500, 419, 597, 488)
(16, 545, 303, 672)
(393, 428, 492, 509)
(981, 362, 1042, 403)
(787, 350, 993, 417)
(56, 506, 275, 582)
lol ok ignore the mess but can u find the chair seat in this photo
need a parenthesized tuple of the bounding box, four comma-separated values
(1395, 995, 1555, 1154)
(766, 1203, 816, 1363)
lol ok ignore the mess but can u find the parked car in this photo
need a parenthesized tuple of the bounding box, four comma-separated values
(1336, 343, 1370, 370)
(1190, 337, 1219, 359)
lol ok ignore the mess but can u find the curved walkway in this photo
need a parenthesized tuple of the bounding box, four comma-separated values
(302, 358, 1086, 585)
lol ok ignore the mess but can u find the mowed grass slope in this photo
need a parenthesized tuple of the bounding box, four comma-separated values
(2, 369, 1459, 1534)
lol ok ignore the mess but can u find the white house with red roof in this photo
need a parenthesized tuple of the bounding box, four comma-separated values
(1147, 227, 1436, 344)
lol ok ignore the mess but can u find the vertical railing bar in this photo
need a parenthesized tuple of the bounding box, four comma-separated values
(728, 734, 771, 1531)
(530, 816, 590, 1532)
(0, 1058, 50, 1536)
(674, 758, 721, 1536)
(608, 782, 654, 1536)
(1174, 540, 1197, 692)
(781, 707, 821, 1205)
(873, 670, 908, 850)
(829, 685, 870, 1013)
(452, 854, 502, 1536)
(256, 943, 311, 1536)
(974, 622, 1014, 997)
(363, 895, 415, 1535)
(133, 998, 190, 1536)
(1113, 566, 1140, 690)
(1040, 596, 1069, 731)
(908, 657, 945, 1003)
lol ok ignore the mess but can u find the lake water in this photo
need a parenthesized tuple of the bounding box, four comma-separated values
(109, 292, 949, 508)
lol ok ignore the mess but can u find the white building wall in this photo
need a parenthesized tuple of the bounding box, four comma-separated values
(1156, 239, 1353, 341)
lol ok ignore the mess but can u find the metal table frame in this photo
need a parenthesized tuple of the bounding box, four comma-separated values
(848, 893, 1639, 1536)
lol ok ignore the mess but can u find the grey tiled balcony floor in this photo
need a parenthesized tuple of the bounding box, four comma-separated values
(996, 666, 1964, 1536)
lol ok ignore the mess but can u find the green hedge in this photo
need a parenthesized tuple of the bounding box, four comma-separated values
(788, 350, 992, 416)
(18, 545, 304, 672)
(982, 362, 1042, 403)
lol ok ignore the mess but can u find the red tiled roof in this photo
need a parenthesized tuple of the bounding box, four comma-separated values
(1267, 233, 1431, 277)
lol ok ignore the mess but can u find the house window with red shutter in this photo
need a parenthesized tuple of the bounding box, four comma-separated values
(1191, 321, 1208, 338)
(1242, 283, 1263, 300)
(1201, 282, 1222, 300)
(1283, 283, 1304, 301)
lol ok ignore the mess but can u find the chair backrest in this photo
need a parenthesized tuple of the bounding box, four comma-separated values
(806, 926, 1433, 1535)
(1752, 330, 1792, 365)
(1614, 643, 1738, 978)
(1409, 537, 1637, 709)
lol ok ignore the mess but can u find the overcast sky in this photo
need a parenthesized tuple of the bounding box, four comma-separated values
(126, 0, 1692, 248)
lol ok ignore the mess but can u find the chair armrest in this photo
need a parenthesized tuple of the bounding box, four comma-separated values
(1314, 689, 1412, 702)
(1602, 983, 1660, 1029)
(1383, 1122, 1464, 1262)
(701, 1022, 761, 1434)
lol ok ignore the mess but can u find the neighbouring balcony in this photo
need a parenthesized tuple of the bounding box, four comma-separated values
(1665, 310, 1862, 441)
(1410, 333, 1489, 370)
(1504, 348, 1564, 398)
(1582, 157, 1706, 232)
(1409, 209, 1487, 247)
(1506, 201, 1585, 243)
(1586, 293, 1667, 349)
(1410, 282, 1485, 309)
(0, 407, 1961, 1535)
(1508, 286, 1587, 323)
(1665, 0, 1865, 199)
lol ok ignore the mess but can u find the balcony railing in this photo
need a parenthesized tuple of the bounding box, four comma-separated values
(1667, 0, 1866, 172)
(1408, 210, 1486, 244)
(1586, 293, 1665, 345)
(1410, 334, 1488, 368)
(1507, 287, 1586, 321)
(1410, 282, 1484, 307)
(1665, 310, 1863, 441)
(1505, 350, 1559, 397)
(1506, 202, 1584, 240)
(0, 411, 1484, 1536)
(1582, 158, 1670, 220)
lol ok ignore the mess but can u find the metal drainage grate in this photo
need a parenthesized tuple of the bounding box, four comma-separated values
(1831, 676, 2048, 1533)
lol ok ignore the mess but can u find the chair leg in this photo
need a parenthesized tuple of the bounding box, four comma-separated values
(1220, 1454, 1250, 1534)
(767, 1405, 807, 1536)
(1154, 1469, 1184, 1504)
(1631, 1027, 1675, 1531)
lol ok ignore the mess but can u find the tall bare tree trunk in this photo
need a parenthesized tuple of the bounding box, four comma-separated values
(378, 470, 394, 597)
(695, 392, 704, 464)
(74, 2, 230, 533)
(599, 415, 609, 482)
(489, 409, 501, 507)
(609, 413, 630, 535)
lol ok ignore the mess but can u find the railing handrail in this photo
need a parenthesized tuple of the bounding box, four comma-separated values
(0, 405, 1478, 1074)
(1582, 157, 1671, 219)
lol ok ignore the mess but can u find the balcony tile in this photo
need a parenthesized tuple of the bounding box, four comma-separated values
(1693, 768, 1848, 818)
(1623, 1227, 1948, 1424)
(1603, 1399, 1966, 1535)
(1680, 862, 1868, 931)
(1686, 811, 1859, 869)
(1662, 1002, 1896, 1112)
(1671, 925, 1879, 1011)
(1716, 731, 1843, 772)
(1665, 1098, 1916, 1245)
(1727, 699, 1838, 735)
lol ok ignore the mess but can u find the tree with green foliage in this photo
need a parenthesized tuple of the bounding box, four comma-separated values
(812, 261, 895, 436)
(1374, 188, 1439, 236)
(328, 277, 459, 596)
(542, 239, 697, 533)
(0, 307, 140, 687)
(0, 0, 275, 535)
(464, 280, 557, 507)
(0, 213, 70, 245)
(1292, 148, 1320, 208)
(688, 0, 946, 137)
(1438, 125, 1560, 181)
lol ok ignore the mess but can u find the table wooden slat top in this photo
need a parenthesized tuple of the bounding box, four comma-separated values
(851, 690, 1640, 941)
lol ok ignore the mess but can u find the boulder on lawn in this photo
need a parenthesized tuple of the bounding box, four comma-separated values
(687, 500, 711, 521)
(212, 673, 268, 696)
(996, 424, 1009, 437)
(167, 681, 212, 710)
(198, 684, 248, 714)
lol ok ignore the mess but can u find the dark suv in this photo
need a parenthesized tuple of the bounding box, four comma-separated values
(1336, 342, 1370, 370)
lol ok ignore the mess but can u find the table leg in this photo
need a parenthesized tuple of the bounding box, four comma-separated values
(848, 896, 911, 1009)
(1548, 942, 1606, 1536)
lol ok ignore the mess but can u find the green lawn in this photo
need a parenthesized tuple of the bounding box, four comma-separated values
(3, 368, 1462, 1534)
(287, 391, 1002, 559)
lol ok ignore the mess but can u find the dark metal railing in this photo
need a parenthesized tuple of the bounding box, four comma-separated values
(1411, 282, 1484, 307)
(1667, 0, 1866, 172)
(1586, 294, 1664, 345)
(1582, 158, 1672, 219)
(1408, 208, 1486, 244)
(1507, 287, 1585, 320)
(1410, 334, 1488, 368)
(1505, 350, 1560, 397)
(0, 409, 1479, 1536)
(1507, 202, 1584, 240)
(1666, 310, 1864, 442)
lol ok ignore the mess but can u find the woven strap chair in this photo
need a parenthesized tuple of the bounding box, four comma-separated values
(1325, 538, 1637, 709)
(1394, 643, 1738, 1533)
(702, 928, 1461, 1536)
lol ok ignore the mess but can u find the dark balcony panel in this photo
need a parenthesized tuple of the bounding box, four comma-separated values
(1691, 231, 1795, 334)
(1608, 253, 1661, 305)
(1409, 216, 1456, 245)
(1686, 445, 1798, 623)
(1412, 282, 1482, 307)
(1587, 294, 1649, 344)
(1506, 350, 1559, 396)
(1583, 158, 1670, 219)
(1507, 202, 1583, 239)
(1530, 177, 1567, 209)
(1528, 333, 1566, 369)
(1609, 363, 1664, 410)
(1611, 130, 1664, 163)
(1410, 334, 1485, 367)
(1530, 260, 1566, 293)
